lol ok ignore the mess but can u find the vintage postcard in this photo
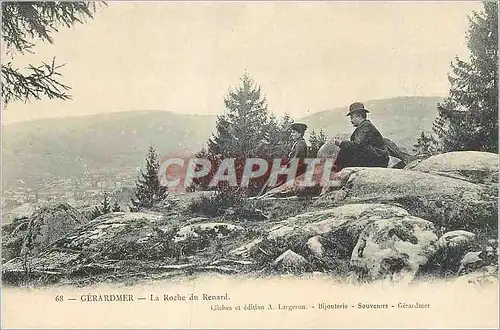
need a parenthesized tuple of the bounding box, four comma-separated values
(1, 1, 498, 329)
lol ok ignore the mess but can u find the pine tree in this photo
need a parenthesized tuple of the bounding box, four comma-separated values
(112, 201, 121, 212)
(263, 113, 295, 157)
(131, 145, 169, 209)
(309, 130, 318, 156)
(189, 147, 222, 191)
(308, 129, 328, 158)
(101, 191, 111, 214)
(413, 132, 435, 157)
(90, 206, 102, 220)
(318, 130, 328, 145)
(433, 1, 498, 153)
(208, 71, 271, 158)
(198, 72, 298, 193)
(91, 191, 112, 219)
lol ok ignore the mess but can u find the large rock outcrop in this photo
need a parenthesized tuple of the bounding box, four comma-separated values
(239, 203, 439, 282)
(57, 212, 166, 252)
(423, 230, 479, 275)
(2, 211, 249, 280)
(3, 212, 166, 274)
(408, 151, 498, 184)
(350, 217, 437, 283)
(1, 203, 87, 267)
(21, 203, 87, 255)
(317, 167, 497, 232)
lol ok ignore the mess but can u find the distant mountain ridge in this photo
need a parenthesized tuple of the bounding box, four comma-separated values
(2, 97, 443, 188)
(2, 110, 217, 188)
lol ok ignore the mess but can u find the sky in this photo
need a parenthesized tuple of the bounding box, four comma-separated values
(1, 1, 483, 124)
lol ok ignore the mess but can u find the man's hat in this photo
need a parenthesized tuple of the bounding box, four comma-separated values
(346, 102, 370, 116)
(290, 123, 308, 134)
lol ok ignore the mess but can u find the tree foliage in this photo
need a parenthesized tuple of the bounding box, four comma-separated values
(308, 129, 328, 158)
(207, 71, 296, 160)
(264, 112, 296, 158)
(131, 145, 169, 209)
(111, 200, 121, 212)
(91, 191, 111, 219)
(195, 72, 296, 193)
(413, 131, 435, 157)
(432, 1, 498, 153)
(1, 1, 104, 105)
(208, 71, 272, 158)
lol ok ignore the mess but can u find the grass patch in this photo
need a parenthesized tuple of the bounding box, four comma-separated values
(187, 188, 268, 221)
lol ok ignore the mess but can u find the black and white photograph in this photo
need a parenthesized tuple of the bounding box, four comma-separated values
(1, 1, 498, 328)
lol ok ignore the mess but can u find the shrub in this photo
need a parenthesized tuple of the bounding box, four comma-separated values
(187, 187, 267, 220)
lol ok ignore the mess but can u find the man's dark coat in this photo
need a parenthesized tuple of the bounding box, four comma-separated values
(336, 119, 389, 169)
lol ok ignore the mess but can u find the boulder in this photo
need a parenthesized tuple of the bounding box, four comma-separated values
(302, 204, 410, 242)
(350, 217, 438, 283)
(320, 167, 482, 199)
(458, 251, 486, 275)
(249, 203, 440, 279)
(264, 203, 410, 243)
(3, 212, 169, 274)
(4, 214, 251, 278)
(229, 238, 263, 258)
(317, 134, 350, 159)
(437, 230, 476, 250)
(422, 230, 478, 275)
(249, 204, 430, 275)
(306, 236, 325, 258)
(21, 203, 87, 256)
(317, 167, 497, 232)
(58, 212, 165, 249)
(273, 250, 308, 272)
(458, 239, 499, 276)
(409, 151, 498, 184)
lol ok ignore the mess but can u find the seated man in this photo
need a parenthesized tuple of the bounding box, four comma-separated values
(333, 102, 389, 171)
(279, 122, 309, 184)
(287, 122, 308, 168)
(259, 122, 309, 195)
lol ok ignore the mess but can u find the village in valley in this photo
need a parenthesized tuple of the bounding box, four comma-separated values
(2, 166, 138, 218)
